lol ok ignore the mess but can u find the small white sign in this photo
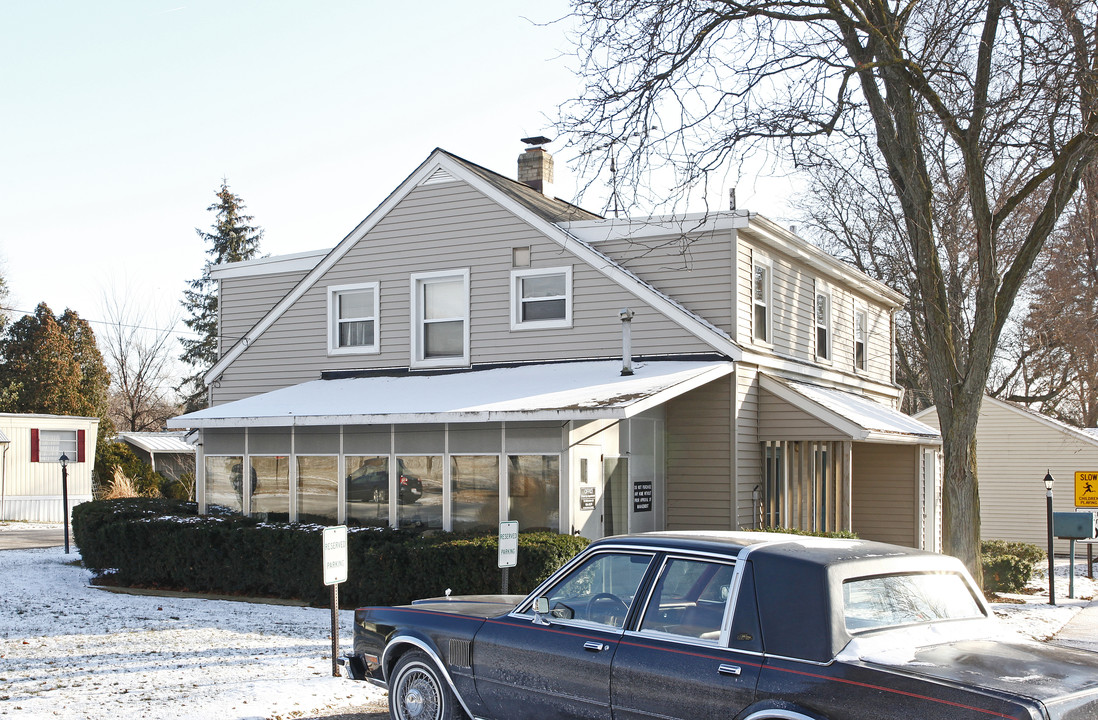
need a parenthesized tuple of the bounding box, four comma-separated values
(322, 525, 348, 586)
(498, 521, 519, 569)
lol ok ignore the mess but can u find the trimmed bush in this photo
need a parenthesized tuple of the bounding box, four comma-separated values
(980, 539, 1045, 594)
(71, 499, 588, 607)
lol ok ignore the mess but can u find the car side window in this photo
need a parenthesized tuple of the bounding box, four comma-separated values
(638, 558, 735, 642)
(528, 551, 654, 629)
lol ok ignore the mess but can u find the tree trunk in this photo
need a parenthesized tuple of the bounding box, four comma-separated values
(939, 394, 983, 586)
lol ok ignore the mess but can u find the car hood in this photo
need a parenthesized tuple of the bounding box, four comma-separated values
(407, 594, 526, 618)
(850, 632, 1098, 708)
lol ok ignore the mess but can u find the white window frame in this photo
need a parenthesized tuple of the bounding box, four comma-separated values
(814, 280, 832, 363)
(511, 266, 573, 330)
(38, 429, 78, 462)
(853, 304, 869, 372)
(327, 282, 380, 356)
(752, 255, 772, 345)
(411, 269, 470, 368)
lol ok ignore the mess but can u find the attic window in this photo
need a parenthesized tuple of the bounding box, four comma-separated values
(511, 267, 572, 330)
(328, 283, 380, 355)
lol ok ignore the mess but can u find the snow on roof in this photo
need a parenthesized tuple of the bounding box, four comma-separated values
(170, 359, 735, 429)
(116, 432, 195, 454)
(764, 375, 941, 443)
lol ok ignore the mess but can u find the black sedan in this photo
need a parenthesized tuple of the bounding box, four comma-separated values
(343, 531, 1098, 720)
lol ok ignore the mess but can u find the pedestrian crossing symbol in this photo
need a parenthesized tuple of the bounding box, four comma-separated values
(1076, 471, 1098, 508)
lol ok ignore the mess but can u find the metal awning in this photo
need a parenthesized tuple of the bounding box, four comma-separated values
(116, 432, 195, 454)
(169, 360, 735, 429)
(760, 375, 941, 445)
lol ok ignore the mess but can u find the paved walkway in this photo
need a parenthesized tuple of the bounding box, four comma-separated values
(0, 525, 67, 550)
(1052, 597, 1098, 653)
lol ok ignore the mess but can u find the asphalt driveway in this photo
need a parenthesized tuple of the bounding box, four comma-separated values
(0, 524, 66, 550)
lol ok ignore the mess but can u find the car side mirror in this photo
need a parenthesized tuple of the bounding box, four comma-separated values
(533, 596, 551, 625)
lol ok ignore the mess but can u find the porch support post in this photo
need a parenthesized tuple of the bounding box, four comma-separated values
(840, 441, 853, 532)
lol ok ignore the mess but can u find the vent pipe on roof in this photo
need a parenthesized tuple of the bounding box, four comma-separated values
(518, 136, 555, 197)
(620, 308, 635, 376)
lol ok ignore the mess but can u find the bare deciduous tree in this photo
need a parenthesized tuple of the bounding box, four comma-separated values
(561, 0, 1098, 576)
(101, 291, 181, 432)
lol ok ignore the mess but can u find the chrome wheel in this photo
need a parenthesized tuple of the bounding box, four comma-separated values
(389, 651, 455, 720)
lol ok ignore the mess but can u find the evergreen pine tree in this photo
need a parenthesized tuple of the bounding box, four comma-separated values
(178, 179, 263, 412)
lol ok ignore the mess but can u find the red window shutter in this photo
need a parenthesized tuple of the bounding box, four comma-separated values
(30, 428, 39, 462)
(77, 429, 86, 463)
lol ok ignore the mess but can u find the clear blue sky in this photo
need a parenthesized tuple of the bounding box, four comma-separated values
(0, 0, 795, 343)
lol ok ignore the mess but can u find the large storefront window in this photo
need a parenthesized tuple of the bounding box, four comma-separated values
(206, 456, 243, 512)
(251, 455, 289, 521)
(297, 455, 338, 523)
(396, 456, 443, 529)
(507, 455, 560, 532)
(451, 455, 500, 532)
(346, 456, 389, 527)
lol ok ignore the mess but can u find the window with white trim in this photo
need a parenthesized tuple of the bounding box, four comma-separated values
(854, 306, 868, 371)
(815, 284, 832, 362)
(412, 269, 470, 367)
(511, 267, 572, 329)
(38, 430, 78, 462)
(328, 283, 379, 355)
(753, 259, 771, 343)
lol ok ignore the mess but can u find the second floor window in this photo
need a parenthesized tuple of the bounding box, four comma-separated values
(512, 267, 572, 329)
(328, 283, 379, 355)
(815, 289, 831, 361)
(854, 307, 868, 371)
(412, 269, 469, 366)
(753, 260, 771, 343)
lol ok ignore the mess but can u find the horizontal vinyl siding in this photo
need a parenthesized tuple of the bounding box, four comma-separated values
(595, 231, 734, 333)
(921, 401, 1098, 551)
(852, 443, 917, 546)
(757, 390, 851, 441)
(219, 270, 309, 359)
(735, 366, 762, 529)
(214, 181, 711, 404)
(665, 376, 733, 530)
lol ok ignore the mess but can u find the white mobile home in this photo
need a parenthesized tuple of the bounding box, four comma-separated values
(170, 143, 941, 547)
(0, 413, 99, 522)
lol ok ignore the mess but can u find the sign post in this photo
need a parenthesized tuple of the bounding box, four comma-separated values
(498, 521, 518, 594)
(322, 525, 348, 677)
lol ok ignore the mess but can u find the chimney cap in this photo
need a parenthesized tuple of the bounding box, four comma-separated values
(521, 135, 553, 147)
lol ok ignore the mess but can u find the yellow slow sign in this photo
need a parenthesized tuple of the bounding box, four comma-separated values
(1076, 471, 1098, 508)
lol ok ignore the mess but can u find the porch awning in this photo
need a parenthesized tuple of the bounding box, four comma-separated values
(168, 359, 734, 429)
(116, 432, 195, 454)
(759, 375, 941, 445)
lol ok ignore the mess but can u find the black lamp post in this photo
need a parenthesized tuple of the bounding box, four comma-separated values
(59, 452, 70, 553)
(1044, 471, 1055, 606)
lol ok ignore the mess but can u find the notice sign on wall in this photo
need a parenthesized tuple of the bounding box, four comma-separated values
(322, 525, 348, 586)
(633, 481, 653, 513)
(1077, 471, 1098, 509)
(580, 486, 596, 509)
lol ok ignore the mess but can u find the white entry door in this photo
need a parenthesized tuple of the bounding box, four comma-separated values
(572, 445, 603, 539)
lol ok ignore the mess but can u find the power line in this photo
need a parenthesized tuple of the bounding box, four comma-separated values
(0, 306, 204, 338)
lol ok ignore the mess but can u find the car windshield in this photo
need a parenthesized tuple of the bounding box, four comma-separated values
(843, 572, 984, 633)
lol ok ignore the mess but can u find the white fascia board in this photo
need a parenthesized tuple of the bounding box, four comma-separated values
(439, 161, 744, 362)
(861, 431, 942, 446)
(760, 374, 870, 441)
(561, 211, 752, 243)
(209, 249, 329, 280)
(203, 150, 453, 384)
(169, 408, 637, 429)
(745, 216, 907, 308)
(741, 348, 903, 400)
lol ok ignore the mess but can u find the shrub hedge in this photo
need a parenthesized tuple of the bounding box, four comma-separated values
(980, 539, 1046, 594)
(71, 498, 589, 607)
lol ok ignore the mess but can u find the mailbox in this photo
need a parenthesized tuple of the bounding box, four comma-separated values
(1053, 511, 1098, 540)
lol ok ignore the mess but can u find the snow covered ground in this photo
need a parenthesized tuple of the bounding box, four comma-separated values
(1, 546, 385, 720)
(1, 533, 1094, 720)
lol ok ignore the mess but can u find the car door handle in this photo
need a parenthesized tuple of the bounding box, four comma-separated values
(583, 641, 609, 652)
(718, 664, 742, 676)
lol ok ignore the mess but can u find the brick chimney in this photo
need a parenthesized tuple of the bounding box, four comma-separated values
(518, 136, 554, 196)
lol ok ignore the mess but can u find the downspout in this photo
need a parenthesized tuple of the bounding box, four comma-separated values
(0, 442, 8, 520)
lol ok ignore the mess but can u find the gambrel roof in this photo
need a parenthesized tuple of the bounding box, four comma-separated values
(202, 148, 746, 386)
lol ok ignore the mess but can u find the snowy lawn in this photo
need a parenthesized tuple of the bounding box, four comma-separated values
(1, 539, 1094, 720)
(990, 555, 1097, 649)
(0, 546, 385, 720)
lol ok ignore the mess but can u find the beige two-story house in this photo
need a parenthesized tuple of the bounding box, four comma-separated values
(169, 143, 941, 547)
